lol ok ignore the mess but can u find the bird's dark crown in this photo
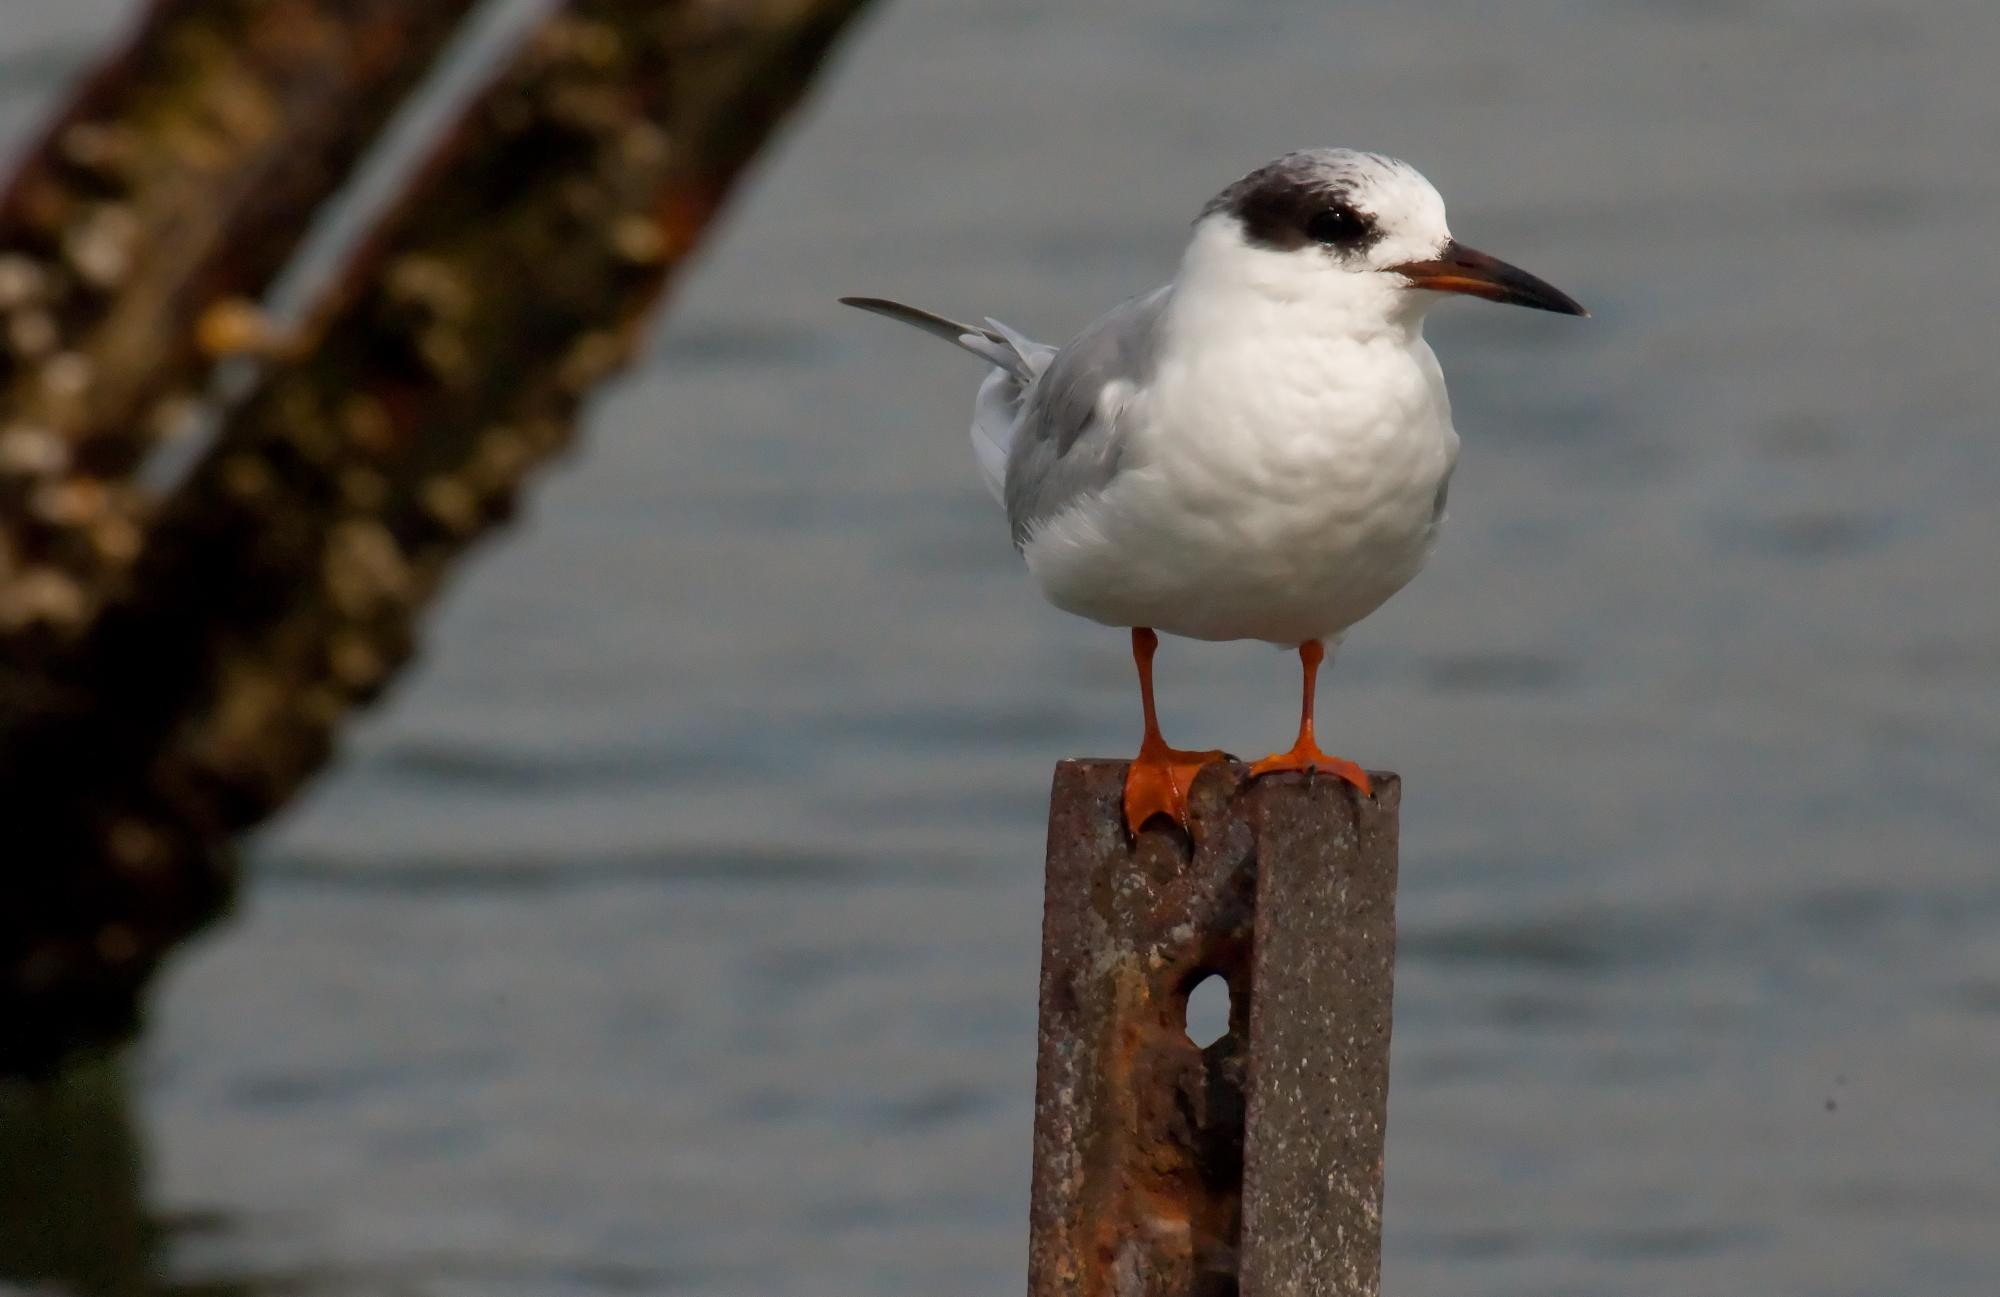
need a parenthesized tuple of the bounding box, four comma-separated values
(1200, 150, 1394, 255)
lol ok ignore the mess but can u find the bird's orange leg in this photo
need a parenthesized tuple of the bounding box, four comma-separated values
(1123, 628, 1227, 834)
(1249, 639, 1372, 795)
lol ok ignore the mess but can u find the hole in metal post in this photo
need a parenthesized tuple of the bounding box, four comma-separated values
(1183, 973, 1231, 1048)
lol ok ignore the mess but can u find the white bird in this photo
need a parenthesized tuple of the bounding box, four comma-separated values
(845, 149, 1585, 834)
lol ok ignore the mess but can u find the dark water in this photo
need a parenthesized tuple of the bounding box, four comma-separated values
(5, 1, 2000, 1294)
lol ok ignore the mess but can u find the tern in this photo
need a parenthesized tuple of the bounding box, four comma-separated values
(845, 149, 1585, 834)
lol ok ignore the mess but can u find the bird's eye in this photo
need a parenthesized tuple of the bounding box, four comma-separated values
(1306, 205, 1369, 249)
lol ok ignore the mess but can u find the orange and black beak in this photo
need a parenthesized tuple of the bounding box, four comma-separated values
(1392, 240, 1587, 316)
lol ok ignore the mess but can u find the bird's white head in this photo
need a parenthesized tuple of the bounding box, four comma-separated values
(1184, 149, 1586, 331)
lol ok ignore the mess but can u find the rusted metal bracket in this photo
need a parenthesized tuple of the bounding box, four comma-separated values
(1029, 759, 1400, 1297)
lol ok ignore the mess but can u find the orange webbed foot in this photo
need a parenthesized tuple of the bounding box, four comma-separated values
(1248, 740, 1372, 797)
(1249, 638, 1370, 797)
(1123, 744, 1228, 835)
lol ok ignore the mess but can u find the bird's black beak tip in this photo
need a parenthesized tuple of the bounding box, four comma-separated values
(1394, 239, 1588, 319)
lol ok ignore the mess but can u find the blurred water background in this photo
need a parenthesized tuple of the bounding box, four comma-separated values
(3, 1, 1998, 1295)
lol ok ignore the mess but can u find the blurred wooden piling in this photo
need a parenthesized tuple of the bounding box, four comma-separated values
(1029, 760, 1399, 1297)
(0, 0, 486, 572)
(0, 0, 876, 1077)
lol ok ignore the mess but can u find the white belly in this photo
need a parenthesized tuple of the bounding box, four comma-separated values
(1021, 333, 1458, 646)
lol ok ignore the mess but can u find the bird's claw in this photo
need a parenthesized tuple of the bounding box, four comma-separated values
(1123, 746, 1227, 835)
(1248, 742, 1372, 796)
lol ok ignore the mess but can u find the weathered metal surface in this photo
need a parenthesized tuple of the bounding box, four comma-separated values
(1030, 758, 1259, 1297)
(1240, 776, 1399, 1297)
(1028, 759, 1399, 1297)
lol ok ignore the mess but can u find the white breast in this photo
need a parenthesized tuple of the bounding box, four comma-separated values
(1021, 242, 1460, 646)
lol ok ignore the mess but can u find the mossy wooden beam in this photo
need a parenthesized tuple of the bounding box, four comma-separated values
(0, 0, 873, 1076)
(0, 0, 485, 654)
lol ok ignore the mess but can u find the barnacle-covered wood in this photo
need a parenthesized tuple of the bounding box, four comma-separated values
(0, 0, 484, 654)
(0, 0, 872, 1076)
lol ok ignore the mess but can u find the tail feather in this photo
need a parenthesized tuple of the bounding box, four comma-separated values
(840, 295, 1051, 379)
(842, 295, 1052, 503)
(839, 297, 1013, 373)
(981, 316, 1052, 374)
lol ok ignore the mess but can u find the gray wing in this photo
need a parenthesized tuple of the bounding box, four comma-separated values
(1004, 285, 1170, 548)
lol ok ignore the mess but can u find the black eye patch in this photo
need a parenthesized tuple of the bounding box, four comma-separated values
(1306, 204, 1373, 249)
(1207, 168, 1383, 255)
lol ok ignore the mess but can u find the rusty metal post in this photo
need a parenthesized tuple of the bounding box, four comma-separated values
(1028, 759, 1400, 1297)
